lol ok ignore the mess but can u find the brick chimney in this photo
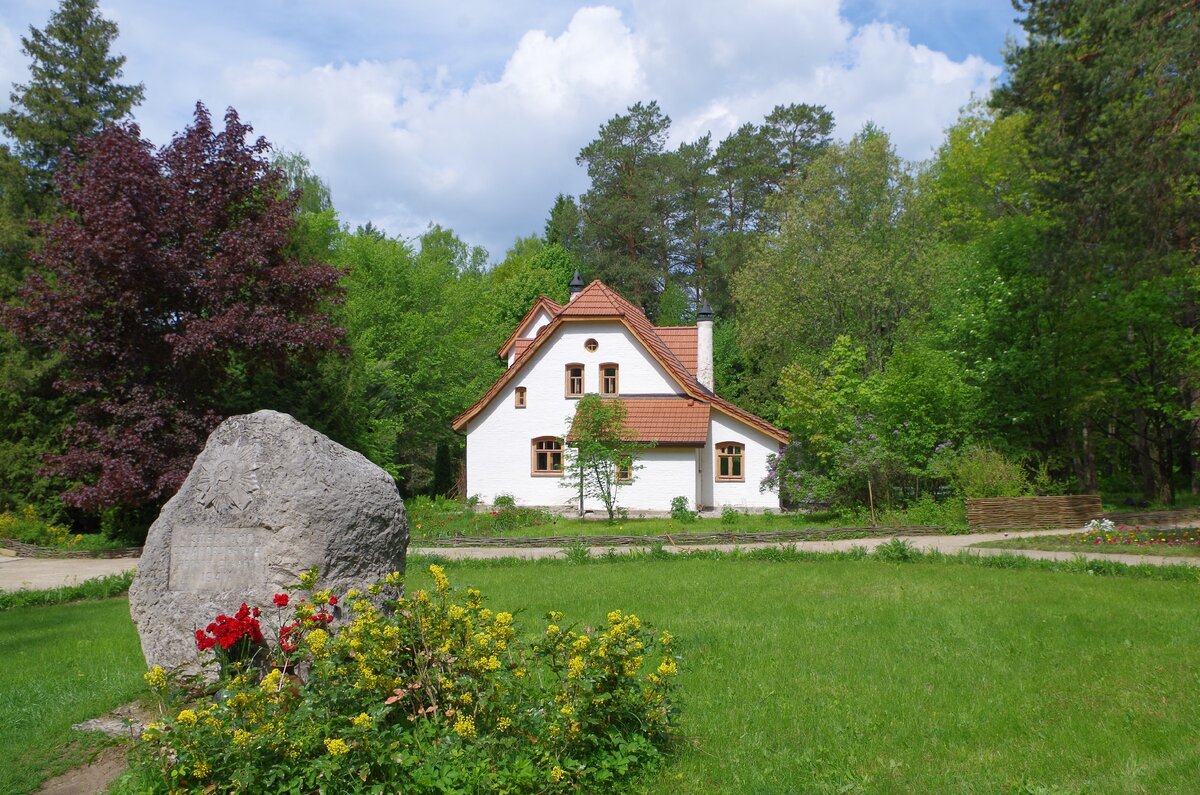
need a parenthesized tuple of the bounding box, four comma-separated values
(696, 300, 714, 391)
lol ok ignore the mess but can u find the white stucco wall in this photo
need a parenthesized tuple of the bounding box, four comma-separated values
(465, 320, 686, 508)
(702, 410, 781, 510)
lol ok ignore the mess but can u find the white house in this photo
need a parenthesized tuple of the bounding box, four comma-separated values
(451, 278, 788, 512)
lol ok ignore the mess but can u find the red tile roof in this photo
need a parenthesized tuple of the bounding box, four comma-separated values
(616, 397, 710, 444)
(655, 326, 698, 375)
(496, 296, 563, 358)
(453, 281, 787, 443)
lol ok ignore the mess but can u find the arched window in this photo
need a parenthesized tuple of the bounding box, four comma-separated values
(601, 363, 619, 396)
(532, 437, 564, 476)
(514, 386, 527, 408)
(716, 442, 744, 482)
(565, 364, 584, 397)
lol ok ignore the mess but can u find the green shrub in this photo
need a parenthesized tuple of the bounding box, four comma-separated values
(945, 446, 1030, 498)
(873, 537, 921, 563)
(491, 505, 554, 533)
(721, 507, 741, 525)
(882, 495, 967, 529)
(670, 496, 697, 523)
(0, 504, 79, 547)
(493, 493, 517, 509)
(126, 566, 680, 794)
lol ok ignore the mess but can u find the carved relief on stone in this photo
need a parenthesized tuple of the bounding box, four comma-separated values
(194, 440, 259, 512)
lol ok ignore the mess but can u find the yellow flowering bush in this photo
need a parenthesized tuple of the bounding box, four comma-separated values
(122, 566, 680, 794)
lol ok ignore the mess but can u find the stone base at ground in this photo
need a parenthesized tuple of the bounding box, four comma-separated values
(129, 410, 408, 670)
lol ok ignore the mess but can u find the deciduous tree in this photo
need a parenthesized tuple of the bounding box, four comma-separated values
(2, 105, 344, 530)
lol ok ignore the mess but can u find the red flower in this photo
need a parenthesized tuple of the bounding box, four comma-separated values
(279, 621, 300, 652)
(327, 595, 338, 606)
(273, 593, 290, 608)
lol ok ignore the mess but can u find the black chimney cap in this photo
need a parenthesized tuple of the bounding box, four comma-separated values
(697, 300, 714, 321)
(569, 271, 585, 293)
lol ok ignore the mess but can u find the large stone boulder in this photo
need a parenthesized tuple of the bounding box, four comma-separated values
(129, 410, 408, 670)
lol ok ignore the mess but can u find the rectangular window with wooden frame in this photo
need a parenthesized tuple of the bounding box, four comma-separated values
(532, 437, 563, 476)
(716, 442, 744, 482)
(615, 456, 632, 483)
(601, 363, 619, 396)
(514, 386, 527, 408)
(565, 364, 584, 398)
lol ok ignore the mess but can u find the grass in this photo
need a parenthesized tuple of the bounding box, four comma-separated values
(9, 553, 1200, 793)
(404, 555, 1200, 793)
(978, 527, 1200, 558)
(407, 497, 968, 541)
(0, 570, 136, 611)
(0, 597, 146, 795)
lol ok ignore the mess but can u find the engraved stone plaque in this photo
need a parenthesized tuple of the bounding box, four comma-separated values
(168, 527, 267, 592)
(129, 410, 409, 670)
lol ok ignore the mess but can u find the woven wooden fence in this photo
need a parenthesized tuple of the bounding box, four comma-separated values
(966, 496, 1103, 531)
(0, 537, 142, 559)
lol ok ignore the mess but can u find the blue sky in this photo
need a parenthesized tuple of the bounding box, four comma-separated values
(0, 1, 1018, 259)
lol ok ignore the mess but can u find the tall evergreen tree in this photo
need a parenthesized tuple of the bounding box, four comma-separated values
(576, 101, 672, 311)
(0, 0, 144, 206)
(666, 134, 719, 306)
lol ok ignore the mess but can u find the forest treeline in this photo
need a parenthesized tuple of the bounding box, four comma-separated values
(1, 0, 1197, 541)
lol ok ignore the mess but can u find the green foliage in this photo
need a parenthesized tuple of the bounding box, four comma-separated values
(493, 493, 517, 509)
(332, 225, 505, 492)
(939, 446, 1031, 499)
(720, 507, 740, 525)
(872, 537, 920, 563)
(128, 567, 680, 794)
(735, 125, 932, 376)
(563, 394, 652, 521)
(577, 101, 672, 311)
(0, 504, 120, 548)
(0, 0, 144, 196)
(0, 570, 134, 610)
(669, 496, 696, 523)
(881, 495, 967, 530)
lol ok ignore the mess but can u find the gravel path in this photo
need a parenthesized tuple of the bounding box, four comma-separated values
(6, 527, 1197, 592)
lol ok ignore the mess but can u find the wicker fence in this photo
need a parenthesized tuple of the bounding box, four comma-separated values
(0, 537, 142, 559)
(966, 496, 1103, 531)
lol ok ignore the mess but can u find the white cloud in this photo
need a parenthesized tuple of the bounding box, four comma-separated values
(0, 22, 27, 101)
(0, 1, 1004, 256)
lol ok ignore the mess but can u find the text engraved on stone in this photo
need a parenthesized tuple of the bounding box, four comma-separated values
(169, 527, 267, 592)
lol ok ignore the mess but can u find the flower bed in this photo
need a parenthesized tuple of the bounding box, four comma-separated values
(1076, 518, 1200, 549)
(125, 566, 680, 793)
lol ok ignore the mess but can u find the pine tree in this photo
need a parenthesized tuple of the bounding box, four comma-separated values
(0, 0, 144, 202)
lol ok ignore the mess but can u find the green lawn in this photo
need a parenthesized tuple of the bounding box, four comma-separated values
(8, 558, 1200, 794)
(0, 598, 146, 795)
(978, 527, 1200, 558)
(406, 499, 966, 542)
(408, 557, 1200, 794)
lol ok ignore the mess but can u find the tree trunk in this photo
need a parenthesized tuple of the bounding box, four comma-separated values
(1134, 407, 1156, 500)
(1081, 418, 1098, 493)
